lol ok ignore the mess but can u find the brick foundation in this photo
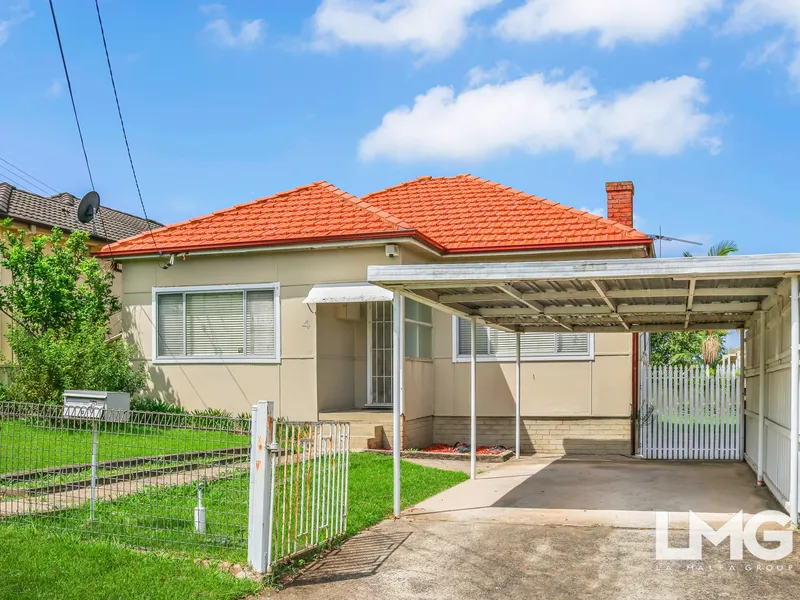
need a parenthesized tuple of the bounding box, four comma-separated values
(432, 416, 631, 456)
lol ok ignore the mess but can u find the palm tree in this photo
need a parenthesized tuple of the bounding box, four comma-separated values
(683, 240, 739, 364)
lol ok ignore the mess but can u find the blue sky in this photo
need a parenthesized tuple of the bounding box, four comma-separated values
(0, 0, 799, 257)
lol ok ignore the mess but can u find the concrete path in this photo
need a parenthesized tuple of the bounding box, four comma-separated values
(276, 457, 796, 599)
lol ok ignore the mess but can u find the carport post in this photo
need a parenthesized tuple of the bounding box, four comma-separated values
(757, 311, 766, 484)
(790, 276, 799, 526)
(470, 318, 477, 479)
(515, 332, 521, 459)
(392, 291, 402, 517)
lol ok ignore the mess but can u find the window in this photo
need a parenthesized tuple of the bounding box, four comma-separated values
(453, 317, 592, 362)
(405, 299, 433, 359)
(154, 284, 279, 363)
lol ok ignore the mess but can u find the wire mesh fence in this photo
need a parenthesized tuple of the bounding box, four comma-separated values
(0, 402, 251, 560)
(269, 420, 350, 566)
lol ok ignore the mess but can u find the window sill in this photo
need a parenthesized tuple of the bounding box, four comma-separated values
(153, 357, 280, 365)
(452, 355, 594, 363)
(405, 357, 433, 363)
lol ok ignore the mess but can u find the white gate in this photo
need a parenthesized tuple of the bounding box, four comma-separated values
(248, 401, 350, 574)
(638, 362, 742, 460)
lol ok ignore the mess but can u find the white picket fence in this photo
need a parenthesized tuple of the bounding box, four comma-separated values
(638, 362, 742, 460)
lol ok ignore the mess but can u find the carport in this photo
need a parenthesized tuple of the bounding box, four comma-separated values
(367, 253, 800, 524)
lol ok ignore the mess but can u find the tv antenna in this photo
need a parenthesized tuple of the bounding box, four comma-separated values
(646, 226, 702, 257)
(77, 190, 100, 237)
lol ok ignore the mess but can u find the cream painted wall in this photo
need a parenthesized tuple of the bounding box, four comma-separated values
(121, 246, 396, 419)
(119, 241, 641, 421)
(430, 305, 633, 418)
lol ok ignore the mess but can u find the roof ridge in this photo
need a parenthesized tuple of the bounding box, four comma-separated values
(333, 184, 414, 230)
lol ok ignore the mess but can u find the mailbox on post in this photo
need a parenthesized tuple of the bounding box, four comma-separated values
(63, 390, 130, 423)
(62, 390, 131, 521)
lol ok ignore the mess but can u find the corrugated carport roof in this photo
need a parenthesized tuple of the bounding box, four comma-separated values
(367, 254, 800, 333)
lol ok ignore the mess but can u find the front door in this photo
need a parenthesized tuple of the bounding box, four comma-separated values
(367, 301, 393, 405)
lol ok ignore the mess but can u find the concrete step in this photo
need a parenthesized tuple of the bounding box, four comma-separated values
(320, 410, 394, 425)
(350, 434, 383, 451)
(350, 423, 382, 438)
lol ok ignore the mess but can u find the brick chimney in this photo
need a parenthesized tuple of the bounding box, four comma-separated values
(606, 181, 634, 228)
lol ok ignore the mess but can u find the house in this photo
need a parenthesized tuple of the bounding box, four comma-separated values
(97, 176, 654, 454)
(0, 182, 160, 355)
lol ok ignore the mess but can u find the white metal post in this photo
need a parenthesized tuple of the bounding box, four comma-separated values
(515, 331, 521, 459)
(399, 297, 405, 416)
(247, 400, 275, 574)
(757, 312, 766, 484)
(790, 276, 799, 526)
(392, 292, 402, 517)
(90, 422, 98, 521)
(739, 327, 745, 460)
(470, 318, 477, 479)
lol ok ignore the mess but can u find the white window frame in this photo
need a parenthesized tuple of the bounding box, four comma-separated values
(152, 283, 281, 364)
(404, 299, 433, 360)
(450, 316, 594, 363)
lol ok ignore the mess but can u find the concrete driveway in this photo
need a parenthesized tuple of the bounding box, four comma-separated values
(277, 457, 798, 599)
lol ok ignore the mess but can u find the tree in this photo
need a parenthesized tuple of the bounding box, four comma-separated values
(651, 240, 739, 367)
(0, 223, 146, 403)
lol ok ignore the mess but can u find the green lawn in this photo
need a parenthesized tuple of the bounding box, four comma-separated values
(0, 526, 259, 600)
(0, 420, 248, 473)
(2, 453, 468, 598)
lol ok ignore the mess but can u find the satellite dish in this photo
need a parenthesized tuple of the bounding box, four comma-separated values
(77, 191, 100, 224)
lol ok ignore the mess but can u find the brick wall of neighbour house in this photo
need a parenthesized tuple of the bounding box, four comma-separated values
(606, 181, 634, 228)
(433, 416, 631, 456)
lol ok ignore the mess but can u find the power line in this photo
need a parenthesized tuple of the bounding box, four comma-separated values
(93, 0, 160, 255)
(0, 157, 59, 195)
(0, 165, 52, 197)
(47, 0, 95, 191)
(0, 168, 30, 193)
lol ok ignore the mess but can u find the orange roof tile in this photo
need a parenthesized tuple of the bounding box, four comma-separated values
(97, 181, 439, 257)
(360, 175, 651, 253)
(98, 175, 652, 258)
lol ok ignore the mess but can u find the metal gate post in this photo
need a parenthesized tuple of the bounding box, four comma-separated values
(248, 400, 276, 574)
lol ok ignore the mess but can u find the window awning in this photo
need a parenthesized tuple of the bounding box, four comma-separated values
(303, 282, 393, 304)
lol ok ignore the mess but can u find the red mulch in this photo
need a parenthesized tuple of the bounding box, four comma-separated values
(421, 443, 507, 456)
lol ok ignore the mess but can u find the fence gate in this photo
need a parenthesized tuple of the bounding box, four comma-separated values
(247, 402, 350, 573)
(637, 362, 742, 460)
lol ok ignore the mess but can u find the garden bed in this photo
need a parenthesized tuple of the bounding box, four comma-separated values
(367, 444, 513, 463)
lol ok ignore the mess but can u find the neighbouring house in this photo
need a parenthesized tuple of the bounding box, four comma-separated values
(0, 182, 160, 356)
(98, 176, 654, 454)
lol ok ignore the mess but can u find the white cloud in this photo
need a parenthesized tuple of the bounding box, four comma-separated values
(496, 0, 722, 47)
(46, 79, 62, 98)
(201, 4, 264, 49)
(697, 57, 712, 70)
(727, 0, 800, 84)
(312, 0, 500, 55)
(359, 71, 721, 162)
(0, 3, 33, 48)
(577, 206, 606, 218)
(466, 60, 511, 87)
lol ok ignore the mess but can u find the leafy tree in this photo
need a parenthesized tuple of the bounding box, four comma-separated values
(650, 330, 727, 367)
(0, 223, 146, 402)
(651, 239, 739, 367)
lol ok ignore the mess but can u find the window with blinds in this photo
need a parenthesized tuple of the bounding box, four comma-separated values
(155, 286, 278, 361)
(455, 318, 591, 360)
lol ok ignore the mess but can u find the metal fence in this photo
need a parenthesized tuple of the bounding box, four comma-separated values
(247, 401, 351, 573)
(270, 420, 350, 565)
(0, 402, 252, 559)
(1, 400, 352, 574)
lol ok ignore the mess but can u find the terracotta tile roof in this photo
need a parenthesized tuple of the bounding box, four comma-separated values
(96, 181, 440, 257)
(360, 175, 651, 253)
(0, 182, 160, 242)
(98, 175, 652, 258)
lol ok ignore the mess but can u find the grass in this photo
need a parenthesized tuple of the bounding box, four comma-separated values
(10, 453, 468, 564)
(0, 526, 260, 600)
(0, 420, 248, 473)
(1, 453, 467, 598)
